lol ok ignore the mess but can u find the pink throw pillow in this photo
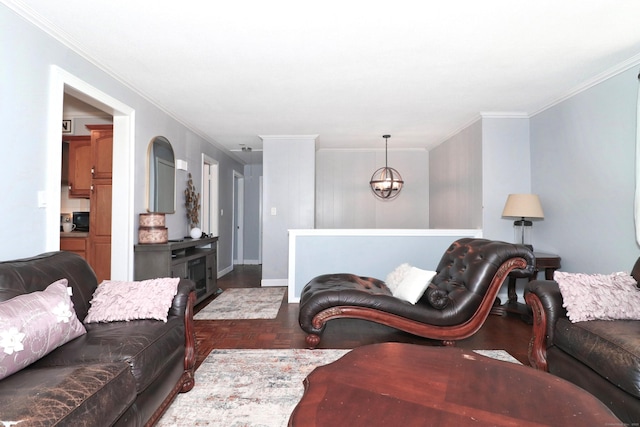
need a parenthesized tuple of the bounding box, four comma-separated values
(555, 271, 640, 322)
(84, 278, 180, 323)
(0, 279, 86, 380)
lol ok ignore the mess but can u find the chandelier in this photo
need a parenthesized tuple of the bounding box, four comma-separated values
(369, 134, 404, 200)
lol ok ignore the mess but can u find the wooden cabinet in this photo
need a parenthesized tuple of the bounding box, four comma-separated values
(66, 135, 91, 198)
(87, 125, 113, 179)
(87, 125, 113, 283)
(134, 237, 218, 304)
(89, 179, 112, 283)
(60, 235, 88, 259)
(60, 124, 113, 282)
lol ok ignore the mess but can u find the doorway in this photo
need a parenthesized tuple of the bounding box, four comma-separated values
(233, 171, 244, 265)
(48, 66, 135, 279)
(202, 154, 219, 277)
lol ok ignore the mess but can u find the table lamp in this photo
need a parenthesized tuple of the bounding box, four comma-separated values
(501, 194, 544, 250)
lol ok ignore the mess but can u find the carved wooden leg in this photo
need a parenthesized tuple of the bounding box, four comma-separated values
(306, 334, 321, 349)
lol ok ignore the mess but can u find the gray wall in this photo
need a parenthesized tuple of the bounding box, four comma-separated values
(243, 164, 263, 263)
(0, 5, 244, 276)
(429, 120, 483, 229)
(262, 136, 316, 283)
(316, 149, 429, 228)
(531, 66, 639, 273)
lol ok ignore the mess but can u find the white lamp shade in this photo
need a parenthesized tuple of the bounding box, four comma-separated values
(502, 194, 544, 219)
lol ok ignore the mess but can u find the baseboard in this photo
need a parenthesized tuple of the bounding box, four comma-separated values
(218, 264, 233, 278)
(233, 259, 261, 265)
(261, 279, 288, 287)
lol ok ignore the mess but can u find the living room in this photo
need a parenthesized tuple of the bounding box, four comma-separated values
(2, 1, 640, 425)
(2, 2, 639, 283)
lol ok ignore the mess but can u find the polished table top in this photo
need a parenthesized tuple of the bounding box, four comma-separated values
(289, 343, 620, 426)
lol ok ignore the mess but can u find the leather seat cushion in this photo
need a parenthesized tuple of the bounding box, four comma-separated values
(0, 362, 136, 426)
(554, 317, 640, 398)
(32, 317, 185, 393)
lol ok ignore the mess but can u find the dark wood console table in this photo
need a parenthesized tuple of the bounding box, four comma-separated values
(134, 236, 218, 304)
(289, 343, 619, 426)
(492, 252, 561, 320)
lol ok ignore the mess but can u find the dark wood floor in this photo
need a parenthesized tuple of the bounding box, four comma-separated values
(193, 265, 534, 369)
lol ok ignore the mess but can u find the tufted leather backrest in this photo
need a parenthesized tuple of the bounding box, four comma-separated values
(0, 251, 98, 321)
(423, 238, 535, 320)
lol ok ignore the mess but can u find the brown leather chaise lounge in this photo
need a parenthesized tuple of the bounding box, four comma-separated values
(298, 238, 534, 348)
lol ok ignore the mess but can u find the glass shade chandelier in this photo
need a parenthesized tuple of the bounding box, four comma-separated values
(369, 134, 404, 200)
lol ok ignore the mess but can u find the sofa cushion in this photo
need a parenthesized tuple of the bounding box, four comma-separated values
(84, 278, 180, 323)
(33, 317, 185, 393)
(554, 317, 640, 399)
(0, 362, 136, 426)
(0, 279, 86, 380)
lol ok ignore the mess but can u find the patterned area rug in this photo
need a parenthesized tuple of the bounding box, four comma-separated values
(194, 287, 286, 320)
(156, 348, 519, 427)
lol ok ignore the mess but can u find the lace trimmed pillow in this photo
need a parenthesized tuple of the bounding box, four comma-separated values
(0, 279, 86, 380)
(385, 263, 412, 293)
(554, 271, 640, 322)
(85, 277, 180, 323)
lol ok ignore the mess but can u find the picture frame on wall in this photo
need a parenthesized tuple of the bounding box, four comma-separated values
(62, 119, 73, 134)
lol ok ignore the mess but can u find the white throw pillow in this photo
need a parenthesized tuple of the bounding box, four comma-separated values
(385, 263, 412, 293)
(392, 267, 437, 304)
(555, 271, 640, 322)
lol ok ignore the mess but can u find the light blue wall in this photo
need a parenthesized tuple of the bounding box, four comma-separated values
(289, 230, 483, 302)
(481, 115, 531, 243)
(531, 67, 640, 273)
(0, 6, 244, 275)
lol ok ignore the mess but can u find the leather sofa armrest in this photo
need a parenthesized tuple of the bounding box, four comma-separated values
(524, 280, 566, 371)
(167, 278, 196, 392)
(168, 279, 196, 318)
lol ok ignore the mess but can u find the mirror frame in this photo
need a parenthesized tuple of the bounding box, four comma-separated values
(146, 136, 176, 213)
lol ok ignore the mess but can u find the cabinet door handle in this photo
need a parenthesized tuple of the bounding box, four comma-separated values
(91, 167, 95, 176)
(208, 267, 213, 280)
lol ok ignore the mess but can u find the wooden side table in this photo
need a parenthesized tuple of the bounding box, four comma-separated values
(492, 252, 561, 320)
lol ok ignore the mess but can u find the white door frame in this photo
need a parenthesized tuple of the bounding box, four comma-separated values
(201, 154, 219, 237)
(48, 66, 135, 279)
(232, 171, 244, 265)
(202, 154, 219, 276)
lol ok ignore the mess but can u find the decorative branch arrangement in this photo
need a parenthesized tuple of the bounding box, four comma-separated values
(184, 173, 200, 229)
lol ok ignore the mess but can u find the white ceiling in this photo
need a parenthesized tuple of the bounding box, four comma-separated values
(7, 0, 640, 162)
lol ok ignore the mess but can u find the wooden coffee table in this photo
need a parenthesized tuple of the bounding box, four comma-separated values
(288, 343, 620, 426)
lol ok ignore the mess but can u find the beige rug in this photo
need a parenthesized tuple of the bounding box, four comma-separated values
(194, 287, 286, 320)
(157, 348, 519, 427)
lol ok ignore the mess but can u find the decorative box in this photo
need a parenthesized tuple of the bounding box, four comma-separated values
(138, 213, 168, 244)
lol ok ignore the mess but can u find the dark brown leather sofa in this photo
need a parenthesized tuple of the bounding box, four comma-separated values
(299, 238, 534, 348)
(525, 258, 640, 424)
(0, 251, 196, 426)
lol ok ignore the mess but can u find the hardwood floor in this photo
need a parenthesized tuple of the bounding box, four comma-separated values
(193, 265, 534, 369)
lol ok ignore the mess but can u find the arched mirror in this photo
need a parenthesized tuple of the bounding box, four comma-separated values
(147, 136, 176, 213)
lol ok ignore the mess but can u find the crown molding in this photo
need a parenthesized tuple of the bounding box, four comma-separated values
(530, 52, 640, 117)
